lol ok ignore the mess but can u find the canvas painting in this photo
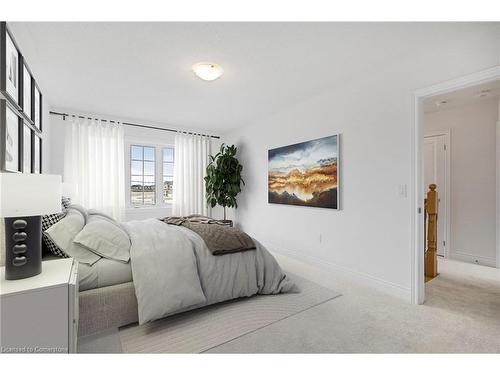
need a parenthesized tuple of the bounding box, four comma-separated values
(268, 135, 339, 209)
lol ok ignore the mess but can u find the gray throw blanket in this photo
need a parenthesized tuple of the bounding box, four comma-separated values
(162, 215, 256, 255)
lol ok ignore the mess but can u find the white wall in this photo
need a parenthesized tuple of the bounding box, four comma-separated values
(424, 98, 498, 267)
(226, 28, 500, 301)
(48, 110, 223, 221)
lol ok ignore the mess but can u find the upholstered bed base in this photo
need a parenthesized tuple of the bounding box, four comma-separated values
(78, 282, 138, 337)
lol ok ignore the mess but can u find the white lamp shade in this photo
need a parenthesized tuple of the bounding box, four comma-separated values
(0, 173, 62, 217)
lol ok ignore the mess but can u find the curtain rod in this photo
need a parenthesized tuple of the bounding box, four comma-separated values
(49, 111, 221, 139)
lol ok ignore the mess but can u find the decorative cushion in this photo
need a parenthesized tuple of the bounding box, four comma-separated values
(61, 196, 72, 210)
(42, 212, 69, 258)
(73, 215, 131, 263)
(44, 208, 101, 265)
(41, 196, 72, 258)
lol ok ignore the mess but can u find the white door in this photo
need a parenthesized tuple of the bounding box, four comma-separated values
(424, 134, 448, 257)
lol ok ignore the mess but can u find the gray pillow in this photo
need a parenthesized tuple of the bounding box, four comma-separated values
(73, 215, 131, 263)
(44, 208, 101, 266)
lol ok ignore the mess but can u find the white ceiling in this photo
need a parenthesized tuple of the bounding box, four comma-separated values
(9, 22, 499, 133)
(424, 80, 500, 113)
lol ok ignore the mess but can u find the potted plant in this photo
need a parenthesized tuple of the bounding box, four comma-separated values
(204, 144, 244, 224)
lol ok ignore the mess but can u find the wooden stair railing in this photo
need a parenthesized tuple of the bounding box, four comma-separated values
(424, 184, 438, 278)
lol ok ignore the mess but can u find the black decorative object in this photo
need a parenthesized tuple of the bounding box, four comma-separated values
(4, 215, 42, 280)
(1, 173, 62, 279)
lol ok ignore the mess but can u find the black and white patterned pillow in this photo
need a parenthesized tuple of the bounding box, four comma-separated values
(62, 196, 71, 211)
(42, 212, 69, 258)
(41, 197, 72, 258)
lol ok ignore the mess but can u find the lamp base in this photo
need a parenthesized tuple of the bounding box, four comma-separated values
(4, 216, 42, 280)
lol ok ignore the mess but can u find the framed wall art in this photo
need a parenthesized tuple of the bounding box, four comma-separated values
(22, 62, 32, 119)
(34, 84, 42, 131)
(1, 22, 43, 173)
(23, 122, 32, 173)
(268, 134, 339, 209)
(33, 133, 42, 174)
(1, 101, 21, 172)
(2, 24, 20, 105)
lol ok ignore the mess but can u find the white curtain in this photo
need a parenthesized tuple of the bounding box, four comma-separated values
(64, 117, 125, 220)
(172, 132, 211, 216)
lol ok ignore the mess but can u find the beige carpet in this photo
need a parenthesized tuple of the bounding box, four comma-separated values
(119, 275, 340, 353)
(206, 255, 500, 353)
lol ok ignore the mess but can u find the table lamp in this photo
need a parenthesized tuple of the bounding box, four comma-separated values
(0, 173, 61, 280)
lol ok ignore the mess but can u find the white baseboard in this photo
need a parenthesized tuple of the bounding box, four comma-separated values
(450, 251, 497, 268)
(266, 242, 412, 302)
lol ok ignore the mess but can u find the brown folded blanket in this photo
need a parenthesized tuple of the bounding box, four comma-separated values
(161, 215, 256, 256)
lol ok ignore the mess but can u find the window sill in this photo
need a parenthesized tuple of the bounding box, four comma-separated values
(126, 204, 172, 211)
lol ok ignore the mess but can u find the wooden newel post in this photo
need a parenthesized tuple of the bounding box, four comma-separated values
(425, 184, 438, 278)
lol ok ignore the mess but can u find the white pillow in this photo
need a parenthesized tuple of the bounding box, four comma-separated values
(73, 215, 131, 263)
(44, 208, 101, 265)
(87, 209, 116, 222)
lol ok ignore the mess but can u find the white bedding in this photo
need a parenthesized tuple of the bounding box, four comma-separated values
(122, 219, 296, 324)
(78, 258, 132, 291)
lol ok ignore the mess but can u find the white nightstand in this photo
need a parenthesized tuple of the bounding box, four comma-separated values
(0, 258, 79, 353)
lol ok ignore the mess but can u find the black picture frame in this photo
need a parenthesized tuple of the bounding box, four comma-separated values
(1, 22, 43, 173)
(1, 100, 22, 173)
(33, 133, 42, 174)
(22, 122, 32, 173)
(34, 83, 42, 131)
(1, 23, 21, 109)
(21, 58, 33, 121)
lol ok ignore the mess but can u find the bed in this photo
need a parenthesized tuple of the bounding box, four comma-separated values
(43, 207, 296, 337)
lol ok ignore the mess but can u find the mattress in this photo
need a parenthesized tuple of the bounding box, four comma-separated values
(78, 258, 133, 291)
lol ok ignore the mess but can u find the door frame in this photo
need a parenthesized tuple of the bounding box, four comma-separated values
(411, 66, 500, 305)
(497, 115, 500, 268)
(423, 130, 451, 259)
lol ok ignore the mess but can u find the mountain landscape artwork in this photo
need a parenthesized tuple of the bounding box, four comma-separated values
(268, 135, 338, 209)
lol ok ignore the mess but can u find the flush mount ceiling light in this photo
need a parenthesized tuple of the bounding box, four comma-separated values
(192, 62, 224, 81)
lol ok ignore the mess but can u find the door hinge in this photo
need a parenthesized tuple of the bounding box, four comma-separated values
(418, 207, 422, 214)
(443, 240, 446, 247)
(444, 144, 447, 150)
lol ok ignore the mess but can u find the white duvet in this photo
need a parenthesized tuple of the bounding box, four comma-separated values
(122, 219, 296, 324)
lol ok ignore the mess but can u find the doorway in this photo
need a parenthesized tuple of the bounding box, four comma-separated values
(423, 132, 449, 258)
(412, 66, 500, 305)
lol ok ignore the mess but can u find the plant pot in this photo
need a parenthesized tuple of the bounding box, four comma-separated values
(219, 220, 233, 227)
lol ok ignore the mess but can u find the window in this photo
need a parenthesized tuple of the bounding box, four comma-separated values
(163, 147, 174, 203)
(129, 144, 175, 207)
(130, 145, 156, 206)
